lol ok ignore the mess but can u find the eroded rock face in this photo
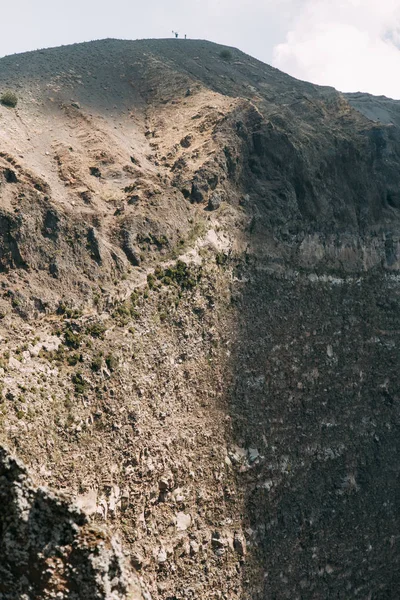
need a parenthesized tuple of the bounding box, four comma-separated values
(228, 268, 400, 598)
(0, 447, 143, 600)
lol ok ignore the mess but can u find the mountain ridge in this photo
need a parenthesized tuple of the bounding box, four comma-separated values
(0, 38, 399, 600)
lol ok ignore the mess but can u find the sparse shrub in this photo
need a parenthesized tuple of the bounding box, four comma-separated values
(47, 345, 66, 364)
(130, 291, 139, 306)
(71, 372, 87, 395)
(159, 260, 198, 291)
(67, 352, 82, 366)
(147, 261, 200, 294)
(216, 252, 228, 266)
(130, 308, 140, 320)
(57, 303, 83, 319)
(105, 353, 118, 372)
(113, 304, 131, 326)
(219, 49, 232, 62)
(147, 273, 156, 289)
(1, 91, 18, 108)
(64, 327, 82, 349)
(114, 304, 130, 318)
(91, 354, 103, 372)
(86, 322, 106, 338)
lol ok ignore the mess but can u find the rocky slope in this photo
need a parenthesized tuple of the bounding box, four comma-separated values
(0, 446, 143, 599)
(0, 38, 399, 599)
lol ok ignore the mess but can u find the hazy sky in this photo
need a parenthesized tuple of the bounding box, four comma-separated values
(2, 0, 400, 98)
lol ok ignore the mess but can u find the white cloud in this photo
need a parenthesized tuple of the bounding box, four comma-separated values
(273, 0, 400, 98)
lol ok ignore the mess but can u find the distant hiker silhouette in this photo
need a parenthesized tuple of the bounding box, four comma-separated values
(172, 31, 179, 38)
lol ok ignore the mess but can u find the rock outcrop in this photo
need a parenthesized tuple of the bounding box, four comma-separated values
(0, 446, 143, 599)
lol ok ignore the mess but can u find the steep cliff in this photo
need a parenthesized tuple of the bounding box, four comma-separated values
(0, 39, 399, 599)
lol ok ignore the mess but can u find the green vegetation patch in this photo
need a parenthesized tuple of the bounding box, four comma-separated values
(71, 372, 87, 395)
(91, 353, 103, 372)
(1, 91, 18, 108)
(105, 353, 118, 372)
(153, 260, 200, 291)
(219, 49, 232, 62)
(63, 326, 82, 349)
(86, 322, 107, 338)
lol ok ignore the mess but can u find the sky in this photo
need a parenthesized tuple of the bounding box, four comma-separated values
(2, 0, 400, 98)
